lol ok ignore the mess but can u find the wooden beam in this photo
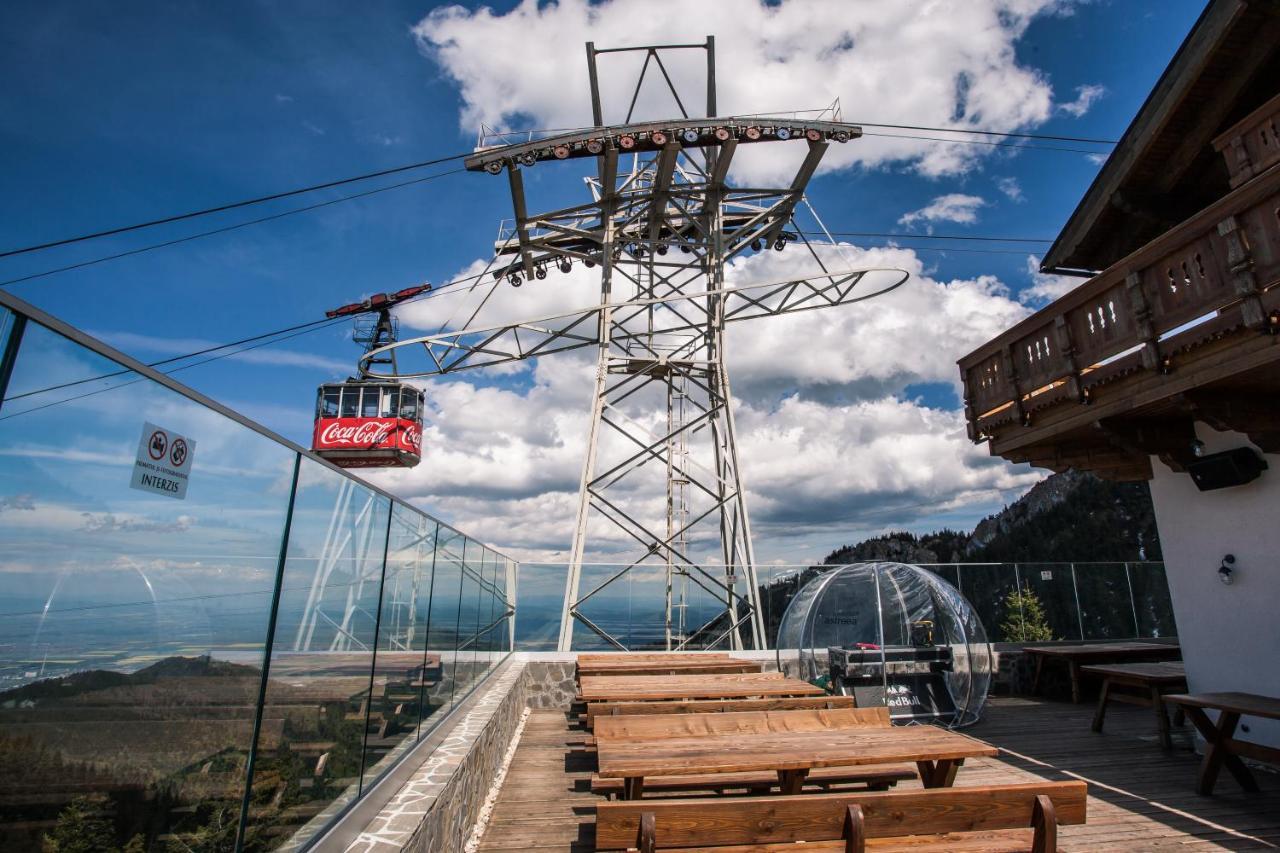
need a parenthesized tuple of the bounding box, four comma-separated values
(1095, 415, 1198, 471)
(1179, 390, 1280, 452)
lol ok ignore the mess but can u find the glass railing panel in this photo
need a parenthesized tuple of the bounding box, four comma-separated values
(1128, 562, 1177, 638)
(243, 458, 390, 848)
(452, 541, 483, 698)
(953, 564, 1018, 642)
(1015, 563, 1084, 642)
(488, 550, 504, 674)
(926, 564, 960, 588)
(511, 563, 567, 650)
(426, 528, 464, 712)
(359, 505, 437, 790)
(0, 319, 295, 852)
(1074, 562, 1140, 639)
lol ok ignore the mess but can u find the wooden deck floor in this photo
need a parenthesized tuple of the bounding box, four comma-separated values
(477, 696, 1280, 851)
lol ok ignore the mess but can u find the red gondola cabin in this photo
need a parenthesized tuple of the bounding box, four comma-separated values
(312, 381, 423, 468)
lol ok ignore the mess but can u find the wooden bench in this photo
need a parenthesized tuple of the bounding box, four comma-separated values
(1164, 691, 1280, 795)
(1081, 661, 1187, 749)
(596, 781, 1088, 851)
(591, 708, 915, 797)
(581, 695, 857, 729)
(590, 764, 917, 799)
(577, 661, 764, 679)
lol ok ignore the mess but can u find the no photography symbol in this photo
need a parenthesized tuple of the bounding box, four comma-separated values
(170, 439, 188, 468)
(148, 429, 168, 460)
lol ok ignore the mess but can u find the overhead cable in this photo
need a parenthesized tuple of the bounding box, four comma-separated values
(0, 168, 466, 288)
(0, 154, 472, 260)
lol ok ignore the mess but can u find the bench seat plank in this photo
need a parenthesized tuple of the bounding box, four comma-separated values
(594, 707, 890, 742)
(657, 827, 1038, 852)
(583, 696, 856, 729)
(591, 763, 918, 797)
(595, 783, 1086, 849)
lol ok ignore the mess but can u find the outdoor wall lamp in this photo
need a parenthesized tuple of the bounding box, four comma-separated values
(1218, 554, 1236, 585)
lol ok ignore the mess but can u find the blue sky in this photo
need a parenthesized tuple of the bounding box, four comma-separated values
(0, 0, 1208, 562)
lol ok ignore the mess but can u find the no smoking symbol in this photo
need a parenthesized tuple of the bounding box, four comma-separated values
(170, 439, 188, 468)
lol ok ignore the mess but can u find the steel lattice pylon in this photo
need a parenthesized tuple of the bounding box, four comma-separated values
(359, 37, 908, 651)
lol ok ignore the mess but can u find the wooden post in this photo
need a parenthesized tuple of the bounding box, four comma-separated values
(636, 812, 656, 853)
(1031, 795, 1058, 853)
(843, 804, 866, 853)
(1125, 271, 1163, 372)
(1054, 314, 1084, 403)
(1218, 215, 1265, 328)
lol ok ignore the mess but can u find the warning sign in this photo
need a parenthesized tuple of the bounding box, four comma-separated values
(130, 421, 196, 500)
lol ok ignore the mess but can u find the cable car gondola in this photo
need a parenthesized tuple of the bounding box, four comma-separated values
(310, 285, 429, 469)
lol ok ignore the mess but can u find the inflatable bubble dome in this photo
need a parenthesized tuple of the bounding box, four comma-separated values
(775, 562, 993, 727)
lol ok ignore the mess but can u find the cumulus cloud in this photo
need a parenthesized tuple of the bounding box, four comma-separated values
(370, 240, 1036, 560)
(80, 512, 197, 534)
(0, 494, 35, 513)
(1058, 83, 1105, 118)
(996, 176, 1024, 202)
(413, 0, 1074, 182)
(1019, 254, 1082, 306)
(898, 193, 987, 230)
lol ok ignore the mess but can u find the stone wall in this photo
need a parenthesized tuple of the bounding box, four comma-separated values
(342, 661, 529, 853)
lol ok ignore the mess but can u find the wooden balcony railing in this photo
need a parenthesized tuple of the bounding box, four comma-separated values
(959, 160, 1280, 444)
(1214, 91, 1280, 190)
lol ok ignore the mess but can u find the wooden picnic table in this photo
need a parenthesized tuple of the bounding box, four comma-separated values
(1164, 691, 1280, 795)
(1024, 642, 1181, 702)
(1082, 661, 1187, 749)
(596, 725, 997, 799)
(577, 671, 822, 703)
(578, 652, 734, 663)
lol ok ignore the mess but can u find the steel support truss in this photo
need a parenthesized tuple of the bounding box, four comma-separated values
(361, 38, 909, 652)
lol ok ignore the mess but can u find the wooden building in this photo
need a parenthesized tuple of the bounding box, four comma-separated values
(958, 0, 1280, 747)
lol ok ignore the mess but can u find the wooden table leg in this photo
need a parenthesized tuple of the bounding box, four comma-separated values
(622, 776, 644, 800)
(1092, 678, 1112, 733)
(1151, 685, 1173, 751)
(916, 758, 964, 788)
(1181, 707, 1258, 795)
(777, 768, 809, 795)
(1031, 654, 1045, 696)
(1069, 662, 1082, 704)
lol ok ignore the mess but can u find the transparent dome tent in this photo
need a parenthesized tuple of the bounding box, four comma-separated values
(776, 562, 993, 727)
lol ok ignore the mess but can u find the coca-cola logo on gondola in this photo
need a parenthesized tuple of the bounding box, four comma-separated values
(318, 420, 396, 447)
(316, 418, 422, 453)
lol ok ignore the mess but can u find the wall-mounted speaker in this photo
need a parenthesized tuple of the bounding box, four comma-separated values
(1186, 447, 1268, 491)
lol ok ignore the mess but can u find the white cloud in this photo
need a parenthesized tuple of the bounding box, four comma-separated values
(367, 241, 1036, 561)
(413, 0, 1073, 182)
(1019, 254, 1082, 306)
(898, 193, 987, 229)
(996, 176, 1024, 202)
(1058, 83, 1105, 118)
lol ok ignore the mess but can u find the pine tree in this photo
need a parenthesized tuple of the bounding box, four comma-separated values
(999, 587, 1055, 642)
(42, 796, 118, 853)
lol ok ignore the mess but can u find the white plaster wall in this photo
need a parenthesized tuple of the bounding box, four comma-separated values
(1148, 424, 1280, 749)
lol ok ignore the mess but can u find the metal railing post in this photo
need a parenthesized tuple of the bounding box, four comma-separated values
(1070, 563, 1085, 640)
(1124, 562, 1141, 637)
